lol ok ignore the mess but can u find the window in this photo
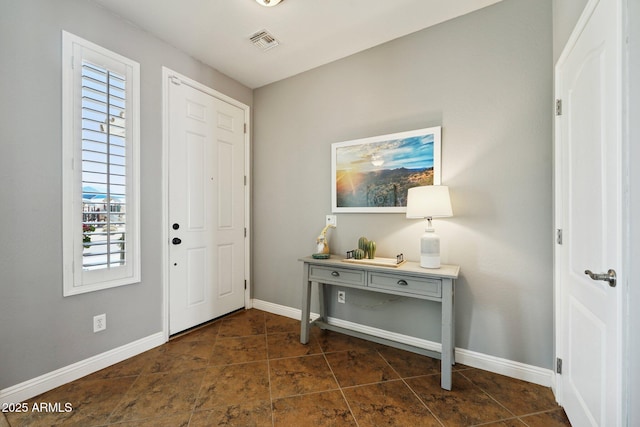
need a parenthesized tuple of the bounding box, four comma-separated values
(62, 31, 140, 296)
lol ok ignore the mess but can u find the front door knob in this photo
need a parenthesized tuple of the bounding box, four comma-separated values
(172, 237, 182, 245)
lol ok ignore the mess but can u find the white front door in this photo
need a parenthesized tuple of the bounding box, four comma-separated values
(167, 75, 246, 335)
(554, 0, 623, 425)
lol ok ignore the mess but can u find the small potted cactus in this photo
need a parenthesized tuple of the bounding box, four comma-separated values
(358, 236, 369, 258)
(367, 240, 376, 259)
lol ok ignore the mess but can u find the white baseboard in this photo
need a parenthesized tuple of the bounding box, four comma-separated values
(0, 332, 165, 405)
(252, 298, 554, 387)
(252, 299, 318, 320)
(454, 347, 553, 387)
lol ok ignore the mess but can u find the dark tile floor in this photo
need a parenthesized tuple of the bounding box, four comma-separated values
(4, 309, 571, 426)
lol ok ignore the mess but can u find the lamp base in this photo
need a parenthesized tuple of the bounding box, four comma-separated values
(420, 229, 441, 269)
(420, 254, 441, 269)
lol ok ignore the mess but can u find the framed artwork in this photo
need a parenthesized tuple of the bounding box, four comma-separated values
(331, 126, 441, 213)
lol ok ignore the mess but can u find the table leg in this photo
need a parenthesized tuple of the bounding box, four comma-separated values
(452, 285, 456, 365)
(300, 263, 312, 344)
(318, 282, 326, 322)
(441, 278, 454, 390)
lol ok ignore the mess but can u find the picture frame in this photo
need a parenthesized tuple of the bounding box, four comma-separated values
(331, 126, 441, 213)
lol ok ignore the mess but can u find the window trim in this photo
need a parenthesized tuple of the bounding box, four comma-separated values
(62, 31, 141, 296)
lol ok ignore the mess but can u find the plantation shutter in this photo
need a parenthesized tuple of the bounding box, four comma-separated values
(63, 31, 140, 296)
(81, 61, 128, 270)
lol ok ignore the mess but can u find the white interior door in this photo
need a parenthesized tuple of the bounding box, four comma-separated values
(168, 76, 246, 335)
(554, 0, 623, 425)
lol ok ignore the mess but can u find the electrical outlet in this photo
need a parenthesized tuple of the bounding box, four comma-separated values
(337, 290, 346, 304)
(93, 314, 106, 333)
(326, 215, 337, 227)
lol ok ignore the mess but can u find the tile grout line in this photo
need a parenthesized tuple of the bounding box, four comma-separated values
(452, 372, 523, 427)
(457, 369, 521, 422)
(264, 319, 276, 427)
(400, 378, 446, 427)
(375, 349, 446, 427)
(103, 361, 146, 425)
(470, 415, 526, 427)
(473, 407, 562, 427)
(321, 348, 361, 427)
(185, 321, 222, 426)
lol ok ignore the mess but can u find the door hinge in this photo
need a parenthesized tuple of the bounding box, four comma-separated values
(244, 279, 247, 290)
(244, 227, 247, 238)
(556, 99, 562, 116)
(244, 175, 247, 186)
(170, 76, 181, 86)
(244, 123, 247, 134)
(556, 229, 563, 245)
(556, 357, 563, 374)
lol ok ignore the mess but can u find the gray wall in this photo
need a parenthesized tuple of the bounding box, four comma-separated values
(0, 0, 251, 390)
(2, 0, 634, 411)
(552, 0, 588, 61)
(253, 0, 553, 369)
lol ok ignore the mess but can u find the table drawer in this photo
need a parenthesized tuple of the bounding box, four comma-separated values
(368, 272, 442, 298)
(309, 265, 366, 287)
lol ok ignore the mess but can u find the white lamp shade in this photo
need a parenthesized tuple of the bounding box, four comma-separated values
(256, 0, 283, 6)
(406, 186, 453, 218)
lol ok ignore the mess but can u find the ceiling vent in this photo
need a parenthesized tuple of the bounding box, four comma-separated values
(250, 30, 280, 51)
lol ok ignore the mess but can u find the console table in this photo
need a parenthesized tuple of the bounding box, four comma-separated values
(299, 255, 460, 390)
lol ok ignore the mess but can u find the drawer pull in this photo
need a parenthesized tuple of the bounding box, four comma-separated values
(397, 279, 408, 286)
(331, 271, 340, 277)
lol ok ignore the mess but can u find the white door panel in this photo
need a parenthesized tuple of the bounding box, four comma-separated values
(186, 247, 207, 305)
(211, 100, 246, 316)
(555, 0, 622, 425)
(168, 78, 245, 335)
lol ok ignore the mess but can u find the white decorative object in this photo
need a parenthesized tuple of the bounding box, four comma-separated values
(406, 186, 453, 268)
(255, 0, 283, 6)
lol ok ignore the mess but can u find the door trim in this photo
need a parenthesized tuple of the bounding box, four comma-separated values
(161, 67, 251, 341)
(553, 0, 629, 424)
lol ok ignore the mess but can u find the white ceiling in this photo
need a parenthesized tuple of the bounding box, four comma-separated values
(92, 0, 503, 89)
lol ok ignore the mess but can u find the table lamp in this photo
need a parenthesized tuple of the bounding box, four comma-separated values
(406, 185, 453, 268)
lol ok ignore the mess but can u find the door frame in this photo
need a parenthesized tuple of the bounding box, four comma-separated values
(553, 0, 630, 423)
(161, 67, 251, 341)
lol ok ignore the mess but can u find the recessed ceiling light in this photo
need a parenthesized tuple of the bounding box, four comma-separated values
(255, 0, 283, 7)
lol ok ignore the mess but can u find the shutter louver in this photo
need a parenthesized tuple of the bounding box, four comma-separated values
(81, 62, 127, 270)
